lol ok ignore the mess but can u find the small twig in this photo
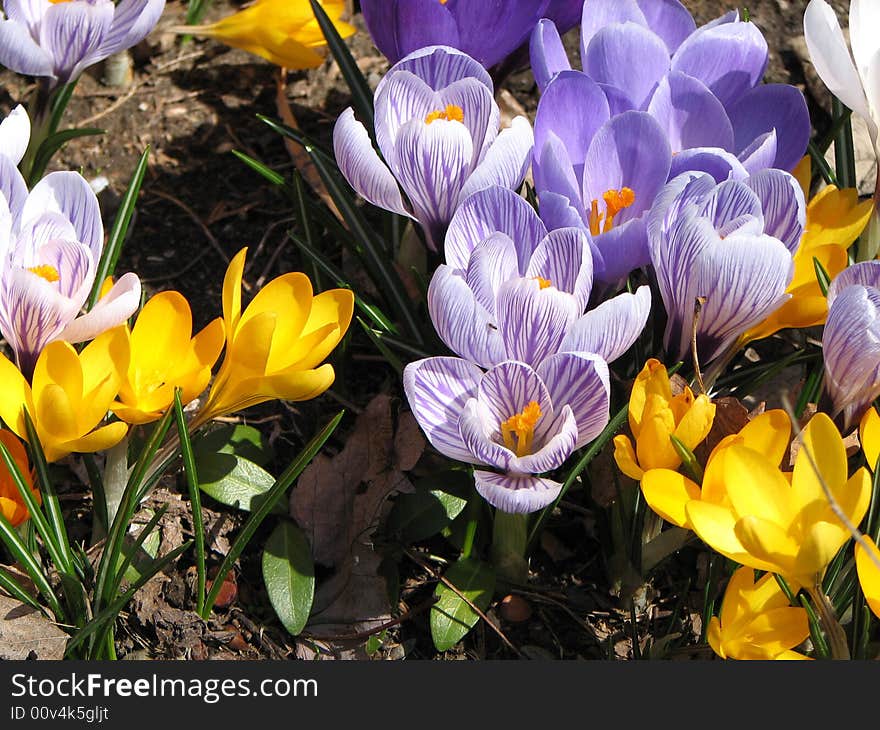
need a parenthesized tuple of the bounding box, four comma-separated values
(403, 549, 525, 658)
(152, 49, 206, 74)
(78, 82, 141, 126)
(691, 296, 706, 395)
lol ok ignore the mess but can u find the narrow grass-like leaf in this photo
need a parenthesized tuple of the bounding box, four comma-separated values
(832, 97, 857, 191)
(308, 0, 374, 133)
(201, 411, 344, 618)
(0, 564, 43, 612)
(29, 128, 104, 184)
(173, 390, 205, 614)
(262, 520, 315, 636)
(23, 411, 78, 578)
(808, 140, 838, 187)
(800, 593, 830, 659)
(358, 318, 403, 374)
(185, 0, 213, 26)
(0, 511, 64, 620)
(87, 147, 150, 310)
(795, 361, 824, 418)
(669, 435, 704, 484)
(66, 540, 192, 658)
(291, 169, 321, 287)
(813, 256, 832, 297)
(232, 150, 287, 187)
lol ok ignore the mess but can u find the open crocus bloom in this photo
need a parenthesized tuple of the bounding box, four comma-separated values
(404, 355, 610, 513)
(0, 327, 130, 462)
(0, 430, 39, 527)
(613, 358, 715, 483)
(361, 0, 581, 69)
(430, 186, 650, 369)
(112, 291, 226, 425)
(0, 169, 141, 376)
(171, 0, 354, 69)
(0, 0, 166, 87)
(531, 2, 810, 172)
(745, 157, 871, 343)
(193, 248, 354, 427)
(333, 46, 534, 251)
(708, 567, 811, 661)
(822, 261, 880, 431)
(679, 412, 870, 589)
(649, 169, 804, 364)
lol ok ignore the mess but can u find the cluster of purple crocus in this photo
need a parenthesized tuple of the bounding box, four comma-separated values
(0, 106, 141, 377)
(335, 1, 816, 512)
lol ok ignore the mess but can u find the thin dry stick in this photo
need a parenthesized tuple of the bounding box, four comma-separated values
(691, 296, 707, 395)
(78, 82, 142, 126)
(404, 549, 525, 658)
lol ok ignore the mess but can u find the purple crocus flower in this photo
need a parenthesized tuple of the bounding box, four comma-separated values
(333, 46, 533, 251)
(0, 165, 141, 375)
(532, 92, 672, 284)
(822, 262, 880, 430)
(360, 0, 582, 70)
(430, 185, 650, 368)
(648, 169, 805, 364)
(404, 354, 610, 513)
(531, 2, 810, 173)
(0, 0, 166, 88)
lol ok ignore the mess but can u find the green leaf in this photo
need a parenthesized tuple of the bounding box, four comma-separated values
(814, 256, 832, 297)
(387, 489, 467, 543)
(232, 150, 286, 187)
(430, 557, 495, 652)
(262, 521, 315, 636)
(194, 423, 273, 467)
(195, 453, 280, 514)
(29, 127, 103, 184)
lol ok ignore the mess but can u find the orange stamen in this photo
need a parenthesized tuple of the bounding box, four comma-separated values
(28, 265, 60, 283)
(533, 276, 553, 290)
(588, 187, 636, 235)
(425, 104, 464, 125)
(500, 401, 542, 457)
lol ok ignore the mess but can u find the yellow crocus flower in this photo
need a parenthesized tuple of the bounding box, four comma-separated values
(0, 327, 130, 462)
(641, 409, 790, 529)
(856, 537, 880, 619)
(684, 412, 871, 589)
(112, 291, 226, 425)
(708, 567, 811, 660)
(172, 0, 356, 69)
(612, 358, 715, 481)
(192, 248, 354, 427)
(745, 156, 872, 342)
(0, 430, 40, 527)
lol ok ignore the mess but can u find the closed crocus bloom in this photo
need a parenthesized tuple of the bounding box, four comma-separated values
(708, 567, 811, 661)
(0, 430, 39, 527)
(855, 537, 880, 619)
(0, 166, 141, 376)
(333, 46, 534, 251)
(613, 359, 715, 482)
(430, 186, 650, 369)
(641, 409, 790, 529)
(112, 292, 225, 425)
(171, 0, 354, 69)
(745, 157, 872, 342)
(649, 170, 804, 364)
(822, 261, 880, 430)
(193, 248, 353, 427)
(0, 0, 165, 88)
(685, 412, 871, 588)
(0, 105, 30, 166)
(404, 354, 610, 513)
(0, 327, 130, 462)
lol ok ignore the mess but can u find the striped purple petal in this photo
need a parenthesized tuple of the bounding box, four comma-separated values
(60, 271, 140, 344)
(39, 1, 115, 83)
(698, 178, 764, 238)
(0, 154, 28, 221)
(496, 278, 581, 367)
(474, 471, 564, 513)
(459, 398, 515, 472)
(465, 232, 519, 313)
(560, 286, 652, 364)
(746, 169, 806, 254)
(445, 185, 546, 272)
(668, 147, 749, 183)
(534, 132, 585, 219)
(427, 265, 506, 369)
(525, 227, 594, 310)
(403, 356, 483, 463)
(537, 352, 611, 448)
(478, 360, 553, 430)
(458, 116, 533, 202)
(828, 261, 880, 307)
(737, 131, 778, 175)
(376, 45, 493, 98)
(374, 70, 440, 158)
(437, 77, 498, 168)
(0, 19, 54, 78)
(94, 0, 165, 60)
(333, 108, 413, 220)
(512, 404, 578, 474)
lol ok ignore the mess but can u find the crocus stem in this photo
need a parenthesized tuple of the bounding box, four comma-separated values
(491, 510, 529, 585)
(100, 435, 130, 539)
(807, 583, 850, 660)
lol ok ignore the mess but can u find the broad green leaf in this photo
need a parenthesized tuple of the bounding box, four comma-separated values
(195, 423, 273, 467)
(387, 489, 467, 543)
(262, 521, 315, 637)
(430, 557, 495, 652)
(196, 453, 281, 514)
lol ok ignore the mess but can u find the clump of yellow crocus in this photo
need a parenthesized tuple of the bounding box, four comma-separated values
(708, 566, 811, 660)
(171, 0, 356, 69)
(0, 431, 40, 527)
(0, 327, 130, 462)
(641, 409, 790, 529)
(613, 359, 715, 481)
(745, 156, 872, 342)
(112, 291, 225, 425)
(192, 248, 354, 427)
(684, 412, 870, 589)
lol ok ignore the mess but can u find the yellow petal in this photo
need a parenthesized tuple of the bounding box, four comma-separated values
(860, 406, 880, 470)
(640, 468, 701, 528)
(721, 445, 795, 526)
(791, 412, 848, 510)
(685, 500, 768, 568)
(719, 566, 757, 630)
(803, 185, 873, 250)
(54, 421, 129, 461)
(740, 606, 811, 656)
(223, 248, 248, 336)
(707, 616, 726, 659)
(612, 435, 643, 481)
(229, 310, 277, 373)
(636, 396, 679, 470)
(796, 520, 849, 581)
(0, 353, 32, 439)
(793, 156, 810, 200)
(34, 341, 83, 412)
(35, 383, 78, 442)
(734, 515, 799, 578)
(285, 288, 355, 370)
(672, 394, 715, 451)
(77, 327, 128, 431)
(736, 409, 791, 467)
(628, 359, 671, 437)
(129, 291, 193, 385)
(856, 537, 880, 619)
